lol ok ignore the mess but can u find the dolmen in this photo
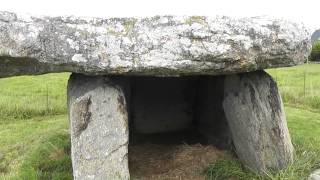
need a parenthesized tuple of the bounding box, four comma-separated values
(0, 11, 311, 179)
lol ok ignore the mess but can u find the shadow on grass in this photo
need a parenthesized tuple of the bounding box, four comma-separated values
(18, 133, 72, 180)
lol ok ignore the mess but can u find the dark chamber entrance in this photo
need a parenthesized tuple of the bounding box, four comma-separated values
(68, 71, 294, 178)
(126, 76, 232, 179)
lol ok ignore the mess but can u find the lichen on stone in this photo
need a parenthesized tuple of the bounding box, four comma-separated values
(0, 11, 312, 78)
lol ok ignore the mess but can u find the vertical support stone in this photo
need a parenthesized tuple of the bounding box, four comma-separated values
(223, 70, 293, 172)
(68, 74, 129, 180)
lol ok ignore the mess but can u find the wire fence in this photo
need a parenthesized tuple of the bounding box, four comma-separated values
(270, 61, 320, 111)
(0, 73, 69, 120)
(0, 66, 318, 121)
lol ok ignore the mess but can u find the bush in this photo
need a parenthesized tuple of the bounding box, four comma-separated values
(310, 40, 320, 61)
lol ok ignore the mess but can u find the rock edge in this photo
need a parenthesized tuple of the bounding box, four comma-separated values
(0, 11, 311, 77)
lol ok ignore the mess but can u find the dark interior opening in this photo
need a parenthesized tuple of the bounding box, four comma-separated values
(123, 76, 232, 179)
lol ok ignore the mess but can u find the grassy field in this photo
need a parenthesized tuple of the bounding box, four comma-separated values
(268, 64, 320, 111)
(0, 73, 71, 180)
(0, 64, 319, 179)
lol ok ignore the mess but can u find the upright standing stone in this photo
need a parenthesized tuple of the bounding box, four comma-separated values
(68, 74, 129, 180)
(0, 11, 312, 176)
(223, 70, 294, 172)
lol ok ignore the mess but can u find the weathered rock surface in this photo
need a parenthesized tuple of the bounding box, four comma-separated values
(68, 74, 129, 180)
(223, 70, 294, 172)
(66, 70, 294, 178)
(0, 11, 311, 77)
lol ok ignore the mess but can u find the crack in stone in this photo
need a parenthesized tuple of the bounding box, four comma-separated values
(95, 141, 129, 174)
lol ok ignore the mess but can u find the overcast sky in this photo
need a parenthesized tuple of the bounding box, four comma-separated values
(1, 0, 319, 31)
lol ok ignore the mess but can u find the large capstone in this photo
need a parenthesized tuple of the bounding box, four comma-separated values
(0, 11, 311, 77)
(0, 10, 308, 179)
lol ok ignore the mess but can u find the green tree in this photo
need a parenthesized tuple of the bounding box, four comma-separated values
(310, 40, 320, 61)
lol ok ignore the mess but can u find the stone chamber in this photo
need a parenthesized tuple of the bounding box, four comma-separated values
(0, 11, 311, 179)
(68, 71, 293, 179)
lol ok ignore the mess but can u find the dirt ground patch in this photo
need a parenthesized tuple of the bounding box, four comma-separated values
(129, 143, 226, 180)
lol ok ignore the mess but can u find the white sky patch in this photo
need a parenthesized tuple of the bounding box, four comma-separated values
(0, 0, 319, 31)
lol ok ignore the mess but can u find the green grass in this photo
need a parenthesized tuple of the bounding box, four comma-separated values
(0, 64, 319, 179)
(204, 63, 320, 180)
(0, 115, 71, 180)
(0, 73, 71, 180)
(0, 73, 69, 120)
(205, 106, 320, 180)
(267, 64, 320, 111)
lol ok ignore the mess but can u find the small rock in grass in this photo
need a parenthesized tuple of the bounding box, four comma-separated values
(309, 169, 320, 180)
